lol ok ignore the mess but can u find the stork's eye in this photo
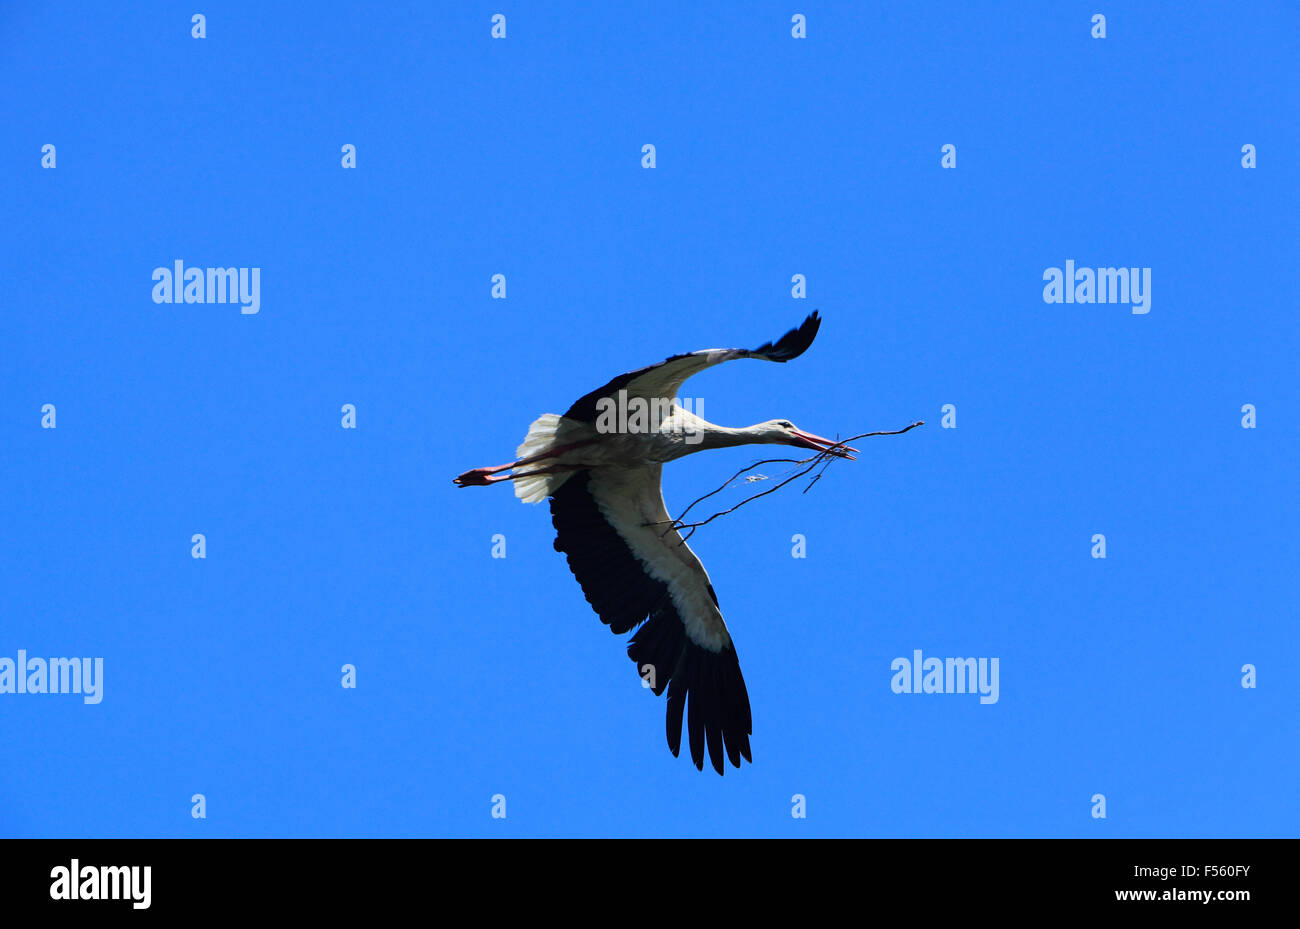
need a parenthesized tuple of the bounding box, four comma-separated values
(777, 421, 793, 429)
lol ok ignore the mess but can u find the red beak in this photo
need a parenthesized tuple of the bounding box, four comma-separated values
(790, 430, 859, 459)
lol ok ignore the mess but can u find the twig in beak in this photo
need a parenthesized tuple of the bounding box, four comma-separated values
(645, 420, 924, 544)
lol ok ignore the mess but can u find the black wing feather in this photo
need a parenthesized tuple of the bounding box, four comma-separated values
(550, 471, 752, 775)
(562, 311, 822, 423)
(748, 309, 821, 361)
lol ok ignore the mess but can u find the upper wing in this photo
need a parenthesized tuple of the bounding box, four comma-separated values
(550, 466, 752, 774)
(562, 310, 822, 422)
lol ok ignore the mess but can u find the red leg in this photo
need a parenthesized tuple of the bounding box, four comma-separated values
(452, 439, 593, 488)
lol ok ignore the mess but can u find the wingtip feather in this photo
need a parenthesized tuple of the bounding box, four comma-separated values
(750, 309, 821, 362)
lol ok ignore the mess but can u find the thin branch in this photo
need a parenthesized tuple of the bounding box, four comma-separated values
(647, 420, 924, 544)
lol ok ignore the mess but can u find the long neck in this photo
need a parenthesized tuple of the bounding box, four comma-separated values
(694, 421, 769, 452)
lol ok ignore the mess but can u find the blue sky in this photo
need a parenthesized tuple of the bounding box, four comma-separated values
(1, 1, 1295, 837)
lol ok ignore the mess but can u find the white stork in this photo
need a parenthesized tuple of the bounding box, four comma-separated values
(454, 311, 856, 774)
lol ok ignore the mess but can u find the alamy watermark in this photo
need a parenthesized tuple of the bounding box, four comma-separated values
(594, 389, 704, 444)
(0, 650, 103, 704)
(891, 650, 999, 704)
(151, 260, 260, 314)
(1043, 260, 1151, 315)
(50, 859, 150, 909)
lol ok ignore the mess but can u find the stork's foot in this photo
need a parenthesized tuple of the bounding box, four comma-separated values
(454, 439, 595, 489)
(453, 467, 513, 487)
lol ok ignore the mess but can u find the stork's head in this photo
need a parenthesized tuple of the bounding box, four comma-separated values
(762, 420, 858, 458)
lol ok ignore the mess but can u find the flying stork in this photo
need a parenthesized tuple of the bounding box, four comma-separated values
(453, 311, 856, 775)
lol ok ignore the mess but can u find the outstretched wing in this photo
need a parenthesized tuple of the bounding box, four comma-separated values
(550, 467, 752, 775)
(562, 310, 822, 423)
